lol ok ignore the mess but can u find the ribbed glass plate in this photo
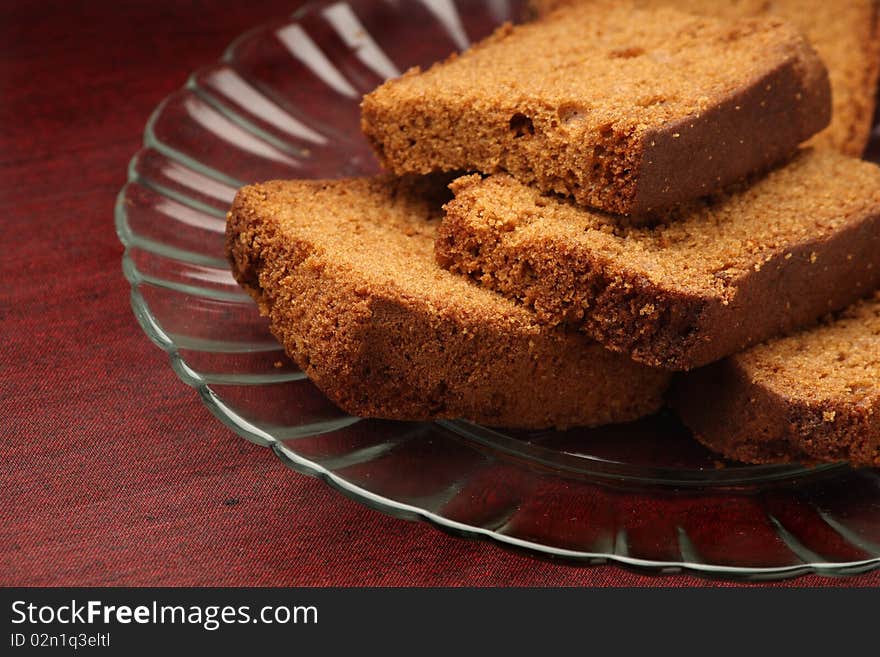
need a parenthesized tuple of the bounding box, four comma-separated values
(116, 0, 880, 580)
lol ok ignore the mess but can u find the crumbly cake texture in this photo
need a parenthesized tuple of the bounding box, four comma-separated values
(436, 150, 880, 371)
(530, 0, 880, 157)
(225, 176, 669, 429)
(670, 292, 880, 467)
(360, 2, 831, 216)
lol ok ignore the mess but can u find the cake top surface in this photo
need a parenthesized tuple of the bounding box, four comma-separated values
(374, 2, 820, 135)
(235, 176, 550, 333)
(535, 0, 878, 153)
(446, 150, 880, 299)
(736, 291, 880, 405)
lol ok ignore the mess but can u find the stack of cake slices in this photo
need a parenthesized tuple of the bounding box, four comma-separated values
(226, 1, 880, 467)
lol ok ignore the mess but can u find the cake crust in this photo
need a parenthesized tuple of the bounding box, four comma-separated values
(436, 150, 880, 370)
(361, 3, 831, 216)
(226, 176, 669, 429)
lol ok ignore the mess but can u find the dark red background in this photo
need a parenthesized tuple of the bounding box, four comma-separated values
(2, 0, 877, 587)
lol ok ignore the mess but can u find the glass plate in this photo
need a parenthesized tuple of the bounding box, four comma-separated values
(116, 0, 880, 581)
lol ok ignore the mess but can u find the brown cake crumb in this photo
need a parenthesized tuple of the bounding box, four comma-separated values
(436, 150, 880, 371)
(225, 176, 670, 429)
(670, 292, 880, 467)
(361, 2, 830, 216)
(530, 0, 880, 157)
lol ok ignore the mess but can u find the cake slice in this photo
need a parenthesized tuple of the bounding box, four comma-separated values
(225, 176, 669, 429)
(361, 2, 830, 216)
(670, 292, 880, 467)
(530, 0, 880, 157)
(436, 150, 880, 371)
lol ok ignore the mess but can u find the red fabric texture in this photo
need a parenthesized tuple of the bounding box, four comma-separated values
(1, 0, 877, 587)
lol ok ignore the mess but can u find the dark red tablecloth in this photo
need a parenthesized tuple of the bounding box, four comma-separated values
(2, 0, 877, 587)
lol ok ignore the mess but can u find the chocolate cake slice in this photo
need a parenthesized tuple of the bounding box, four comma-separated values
(361, 2, 830, 216)
(226, 176, 669, 429)
(436, 150, 880, 371)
